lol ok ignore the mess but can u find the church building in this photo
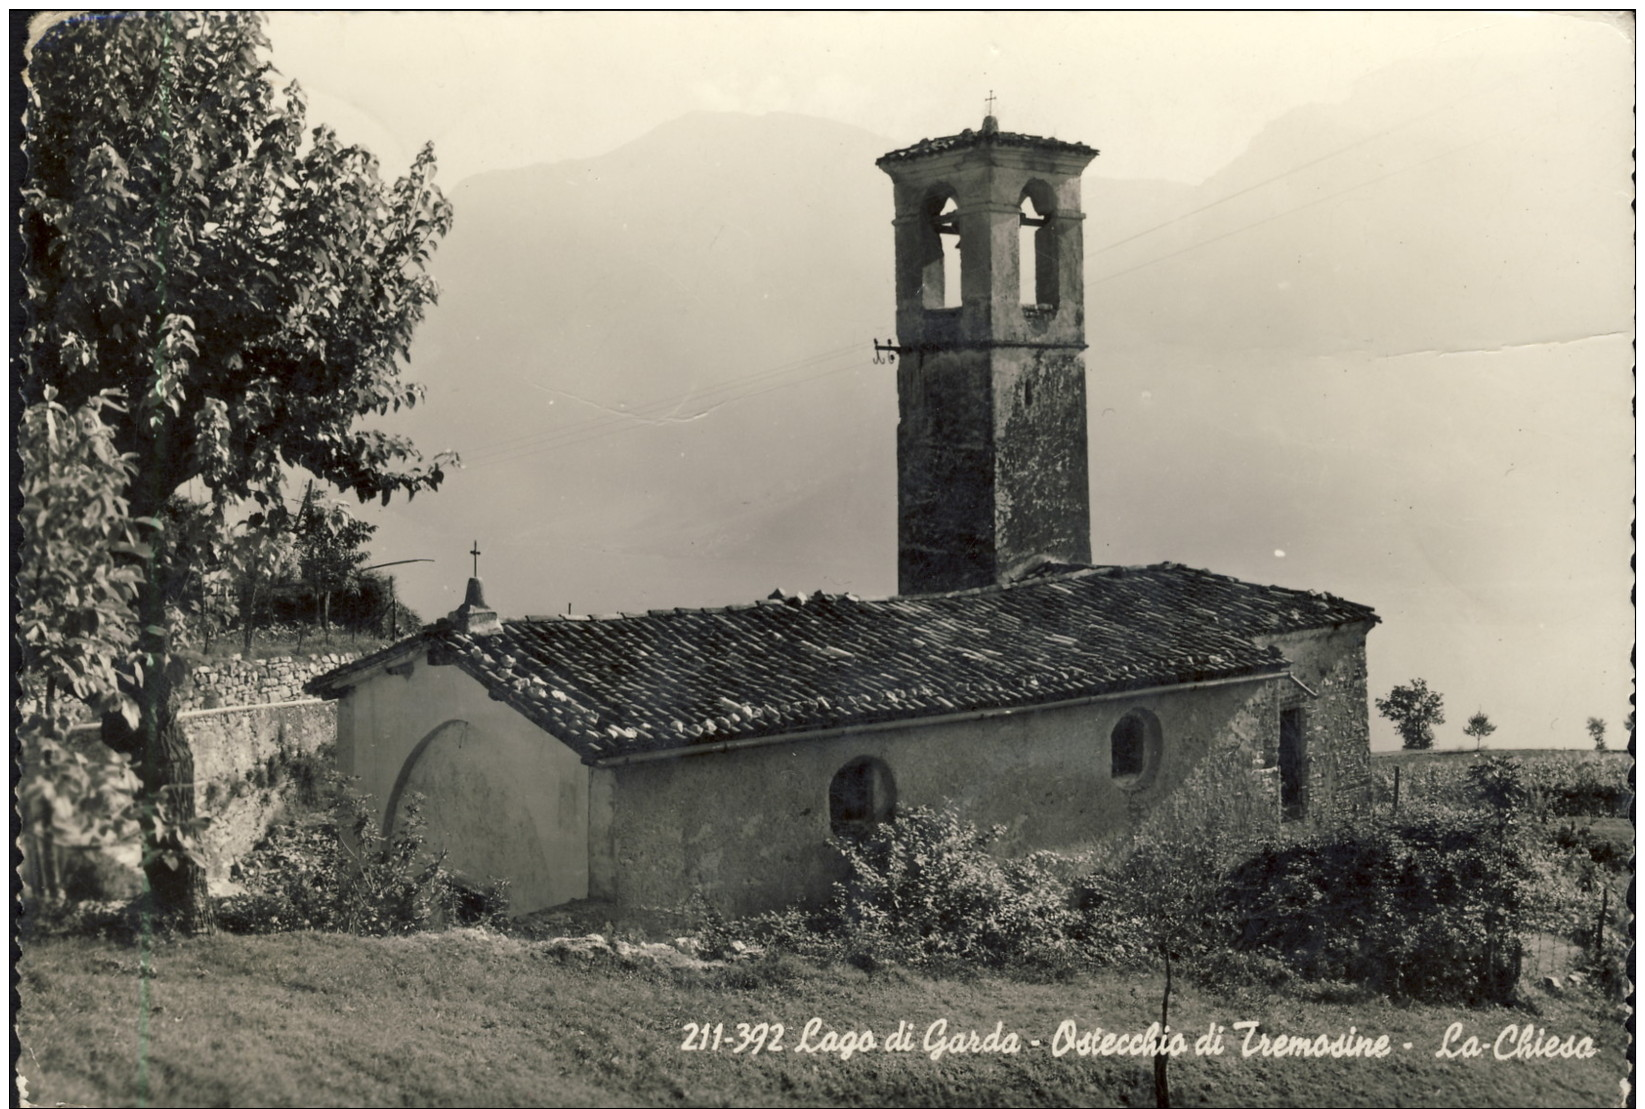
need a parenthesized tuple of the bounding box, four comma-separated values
(310, 116, 1378, 919)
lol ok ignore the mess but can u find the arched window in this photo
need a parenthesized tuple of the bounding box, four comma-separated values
(920, 190, 962, 310)
(829, 757, 896, 838)
(1109, 709, 1162, 790)
(1018, 183, 1058, 308)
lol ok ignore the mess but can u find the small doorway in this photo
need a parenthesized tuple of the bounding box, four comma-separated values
(1279, 708, 1307, 821)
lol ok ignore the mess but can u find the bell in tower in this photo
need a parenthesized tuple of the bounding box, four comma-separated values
(877, 114, 1098, 595)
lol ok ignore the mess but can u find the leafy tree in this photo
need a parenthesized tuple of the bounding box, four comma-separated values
(1376, 678, 1446, 751)
(223, 515, 300, 656)
(21, 11, 454, 930)
(16, 391, 152, 896)
(1462, 711, 1497, 752)
(1586, 717, 1607, 752)
(292, 481, 377, 641)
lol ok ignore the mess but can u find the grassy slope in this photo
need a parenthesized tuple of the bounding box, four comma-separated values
(17, 931, 1630, 1108)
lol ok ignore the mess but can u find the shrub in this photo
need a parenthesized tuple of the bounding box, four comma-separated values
(812, 804, 1081, 967)
(1222, 811, 1531, 1004)
(216, 777, 507, 935)
(1467, 755, 1526, 811)
(1075, 836, 1230, 966)
(1551, 822, 1629, 872)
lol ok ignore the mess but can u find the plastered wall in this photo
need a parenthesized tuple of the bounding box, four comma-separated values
(336, 653, 590, 913)
(593, 673, 1284, 918)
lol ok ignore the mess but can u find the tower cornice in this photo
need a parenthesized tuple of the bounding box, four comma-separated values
(877, 127, 1097, 167)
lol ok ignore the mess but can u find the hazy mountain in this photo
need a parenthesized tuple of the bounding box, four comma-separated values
(367, 59, 1630, 748)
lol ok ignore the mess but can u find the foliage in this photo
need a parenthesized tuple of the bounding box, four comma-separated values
(217, 777, 507, 936)
(1462, 710, 1496, 750)
(1585, 716, 1606, 751)
(21, 10, 454, 924)
(705, 795, 1583, 1015)
(1466, 753, 1527, 812)
(15, 391, 170, 890)
(1083, 835, 1231, 1107)
(1372, 751, 1628, 819)
(1222, 812, 1532, 1004)
(1070, 838, 1229, 968)
(810, 804, 1082, 967)
(1375, 678, 1445, 750)
(718, 806, 1230, 980)
(15, 390, 146, 735)
(23, 11, 456, 510)
(1550, 822, 1629, 873)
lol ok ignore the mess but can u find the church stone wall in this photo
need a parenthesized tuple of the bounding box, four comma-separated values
(1257, 621, 1375, 818)
(593, 673, 1286, 920)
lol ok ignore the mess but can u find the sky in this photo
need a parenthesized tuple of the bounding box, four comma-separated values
(240, 13, 1634, 750)
(266, 11, 1618, 191)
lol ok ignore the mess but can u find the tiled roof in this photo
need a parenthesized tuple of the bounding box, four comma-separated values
(877, 127, 1097, 165)
(309, 564, 1375, 763)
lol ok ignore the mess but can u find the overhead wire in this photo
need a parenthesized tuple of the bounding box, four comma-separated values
(1087, 72, 1512, 260)
(465, 340, 865, 462)
(463, 342, 871, 470)
(1089, 127, 1507, 288)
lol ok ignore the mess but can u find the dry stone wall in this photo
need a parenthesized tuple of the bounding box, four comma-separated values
(184, 652, 361, 711)
(24, 652, 364, 900)
(190, 701, 339, 888)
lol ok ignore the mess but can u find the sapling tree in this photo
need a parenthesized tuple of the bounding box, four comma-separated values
(1463, 711, 1497, 752)
(20, 11, 455, 930)
(1586, 717, 1607, 752)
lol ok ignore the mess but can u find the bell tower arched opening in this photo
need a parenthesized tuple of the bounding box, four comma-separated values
(1018, 180, 1059, 309)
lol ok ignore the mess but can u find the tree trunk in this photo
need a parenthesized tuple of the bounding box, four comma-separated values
(104, 568, 213, 934)
(136, 665, 211, 934)
(241, 580, 256, 657)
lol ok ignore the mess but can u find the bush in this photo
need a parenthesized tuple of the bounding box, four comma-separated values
(216, 778, 507, 935)
(1551, 822, 1629, 872)
(1222, 811, 1531, 1004)
(784, 805, 1083, 967)
(840, 805, 1081, 966)
(1073, 836, 1230, 968)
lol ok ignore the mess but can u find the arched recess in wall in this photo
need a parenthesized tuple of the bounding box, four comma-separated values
(1018, 180, 1058, 308)
(919, 187, 963, 310)
(384, 719, 472, 838)
(382, 718, 563, 906)
(829, 756, 896, 838)
(1109, 707, 1163, 791)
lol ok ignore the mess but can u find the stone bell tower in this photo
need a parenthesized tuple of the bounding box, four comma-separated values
(877, 115, 1098, 595)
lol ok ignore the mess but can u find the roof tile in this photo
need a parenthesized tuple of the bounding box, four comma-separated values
(309, 563, 1374, 762)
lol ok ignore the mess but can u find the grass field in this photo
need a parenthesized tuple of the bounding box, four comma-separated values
(16, 930, 1630, 1108)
